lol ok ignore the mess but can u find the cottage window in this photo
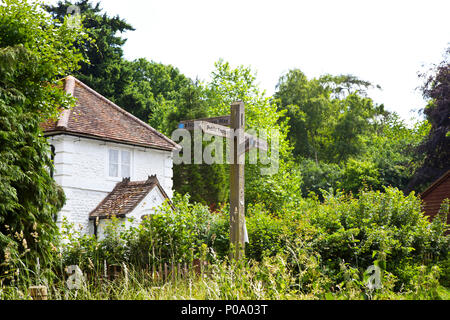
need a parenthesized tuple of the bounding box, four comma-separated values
(108, 149, 131, 178)
(121, 150, 131, 177)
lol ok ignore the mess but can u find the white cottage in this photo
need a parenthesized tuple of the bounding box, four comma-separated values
(41, 76, 179, 237)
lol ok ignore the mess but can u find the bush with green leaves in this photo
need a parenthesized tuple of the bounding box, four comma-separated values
(297, 158, 342, 198)
(0, 0, 87, 278)
(290, 187, 449, 289)
(55, 187, 448, 296)
(245, 204, 288, 260)
(127, 194, 214, 265)
(338, 158, 381, 194)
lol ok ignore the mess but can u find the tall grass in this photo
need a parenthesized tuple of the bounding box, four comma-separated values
(2, 255, 448, 300)
(1, 190, 448, 300)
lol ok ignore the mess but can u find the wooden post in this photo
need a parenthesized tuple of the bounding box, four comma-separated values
(229, 101, 245, 261)
(28, 285, 47, 300)
(179, 101, 267, 262)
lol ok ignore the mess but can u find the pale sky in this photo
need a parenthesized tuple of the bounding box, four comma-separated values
(45, 0, 449, 123)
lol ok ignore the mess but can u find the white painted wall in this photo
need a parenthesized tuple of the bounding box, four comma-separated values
(48, 134, 173, 235)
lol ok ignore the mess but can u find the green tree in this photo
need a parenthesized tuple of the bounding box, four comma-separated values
(274, 69, 383, 163)
(326, 93, 382, 163)
(275, 69, 424, 196)
(408, 47, 450, 192)
(274, 69, 331, 160)
(45, 0, 135, 103)
(0, 0, 86, 274)
(205, 60, 302, 212)
(365, 113, 430, 191)
(126, 58, 201, 129)
(297, 159, 342, 198)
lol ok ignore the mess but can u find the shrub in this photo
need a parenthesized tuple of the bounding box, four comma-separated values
(54, 187, 448, 295)
(245, 204, 286, 260)
(127, 194, 216, 266)
(295, 187, 449, 289)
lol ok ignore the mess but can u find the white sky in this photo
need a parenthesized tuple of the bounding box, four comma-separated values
(45, 0, 449, 122)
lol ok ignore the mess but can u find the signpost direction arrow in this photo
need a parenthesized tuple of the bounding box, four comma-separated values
(179, 115, 231, 130)
(180, 118, 267, 153)
(178, 102, 268, 261)
(198, 121, 233, 139)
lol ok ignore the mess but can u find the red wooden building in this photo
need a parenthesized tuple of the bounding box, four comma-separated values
(420, 170, 450, 225)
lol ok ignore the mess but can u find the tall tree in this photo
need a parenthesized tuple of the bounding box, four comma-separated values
(408, 47, 450, 192)
(274, 69, 331, 160)
(0, 0, 86, 273)
(45, 0, 135, 102)
(206, 60, 303, 212)
(124, 58, 198, 127)
(274, 69, 383, 163)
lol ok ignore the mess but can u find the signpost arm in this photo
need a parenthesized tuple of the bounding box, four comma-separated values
(229, 101, 245, 261)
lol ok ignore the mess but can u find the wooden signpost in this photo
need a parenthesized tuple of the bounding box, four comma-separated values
(179, 101, 267, 260)
(179, 115, 231, 130)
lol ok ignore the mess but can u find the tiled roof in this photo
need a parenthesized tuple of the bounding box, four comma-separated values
(42, 76, 179, 151)
(89, 175, 171, 220)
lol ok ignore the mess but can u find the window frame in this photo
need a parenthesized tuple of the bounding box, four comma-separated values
(107, 147, 132, 180)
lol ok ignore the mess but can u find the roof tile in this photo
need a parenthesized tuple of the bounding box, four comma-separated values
(89, 175, 171, 220)
(42, 76, 179, 151)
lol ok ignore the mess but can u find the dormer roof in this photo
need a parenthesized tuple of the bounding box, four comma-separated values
(89, 175, 172, 220)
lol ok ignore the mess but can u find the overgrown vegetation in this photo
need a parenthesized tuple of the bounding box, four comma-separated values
(0, 0, 85, 276)
(0, 0, 448, 300)
(1, 190, 448, 300)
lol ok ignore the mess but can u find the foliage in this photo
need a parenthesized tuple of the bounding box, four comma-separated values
(204, 60, 303, 211)
(45, 0, 135, 104)
(44, 188, 450, 297)
(244, 204, 287, 260)
(364, 114, 430, 191)
(0, 0, 86, 276)
(1, 257, 449, 300)
(273, 68, 428, 195)
(297, 112, 428, 197)
(118, 58, 204, 132)
(2, 186, 449, 299)
(127, 194, 217, 265)
(59, 194, 225, 267)
(338, 159, 381, 194)
(274, 69, 331, 159)
(274, 69, 383, 162)
(296, 159, 341, 198)
(302, 188, 448, 283)
(408, 46, 450, 192)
